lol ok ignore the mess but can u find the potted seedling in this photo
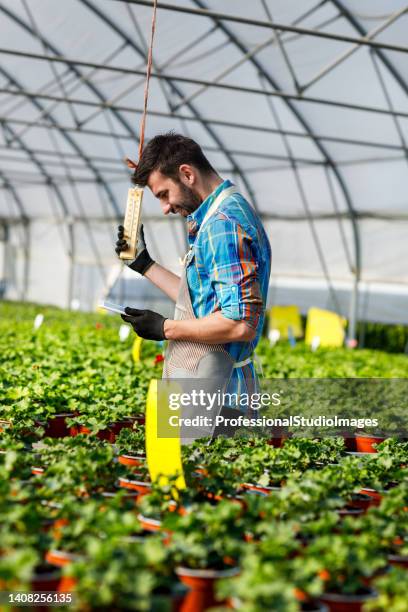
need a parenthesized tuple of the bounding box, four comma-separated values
(45, 497, 142, 568)
(165, 501, 245, 612)
(217, 522, 325, 612)
(114, 426, 146, 467)
(305, 533, 386, 612)
(63, 536, 184, 610)
(36, 441, 129, 500)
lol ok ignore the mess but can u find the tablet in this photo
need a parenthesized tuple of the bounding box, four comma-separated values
(98, 300, 127, 316)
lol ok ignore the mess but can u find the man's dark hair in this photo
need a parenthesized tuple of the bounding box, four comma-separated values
(132, 131, 216, 186)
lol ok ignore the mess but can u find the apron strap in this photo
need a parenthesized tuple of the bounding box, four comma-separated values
(233, 355, 253, 368)
(180, 185, 239, 266)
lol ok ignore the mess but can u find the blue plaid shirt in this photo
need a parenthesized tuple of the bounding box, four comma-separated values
(186, 180, 271, 404)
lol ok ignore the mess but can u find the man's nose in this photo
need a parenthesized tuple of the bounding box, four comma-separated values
(161, 202, 171, 215)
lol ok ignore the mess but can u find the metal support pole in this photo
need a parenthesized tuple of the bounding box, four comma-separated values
(2, 95, 408, 154)
(106, 0, 408, 55)
(300, 6, 408, 92)
(0, 222, 8, 298)
(21, 218, 30, 302)
(2, 48, 408, 120)
(347, 273, 359, 345)
(67, 221, 75, 310)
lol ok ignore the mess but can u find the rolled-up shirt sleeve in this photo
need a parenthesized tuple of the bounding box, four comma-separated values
(205, 217, 264, 330)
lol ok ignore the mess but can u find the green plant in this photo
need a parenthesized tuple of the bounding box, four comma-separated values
(363, 567, 408, 611)
(65, 536, 178, 611)
(305, 532, 387, 594)
(165, 500, 245, 570)
(114, 426, 146, 456)
(217, 523, 322, 611)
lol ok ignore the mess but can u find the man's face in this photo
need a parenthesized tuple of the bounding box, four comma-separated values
(148, 169, 202, 217)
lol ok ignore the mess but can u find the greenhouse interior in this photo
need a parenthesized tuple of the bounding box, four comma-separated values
(1, 0, 408, 610)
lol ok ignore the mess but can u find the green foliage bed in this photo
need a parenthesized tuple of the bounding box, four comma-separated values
(0, 301, 407, 611)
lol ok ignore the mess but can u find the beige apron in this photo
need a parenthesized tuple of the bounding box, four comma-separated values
(162, 185, 252, 442)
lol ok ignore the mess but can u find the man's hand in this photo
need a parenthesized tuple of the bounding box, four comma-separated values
(115, 224, 155, 275)
(121, 307, 167, 341)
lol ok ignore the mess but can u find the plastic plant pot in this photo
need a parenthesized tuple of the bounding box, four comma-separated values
(241, 482, 281, 495)
(45, 549, 83, 568)
(354, 434, 386, 453)
(43, 413, 74, 438)
(388, 553, 408, 568)
(125, 414, 146, 426)
(137, 514, 162, 532)
(347, 493, 375, 511)
(267, 436, 287, 448)
(58, 575, 77, 593)
(118, 454, 146, 468)
(31, 466, 45, 476)
(118, 476, 152, 495)
(0, 419, 12, 433)
(100, 489, 139, 504)
(30, 565, 63, 611)
(337, 507, 364, 518)
(31, 565, 62, 591)
(318, 589, 377, 612)
(176, 566, 239, 612)
(358, 488, 383, 506)
(343, 435, 357, 452)
(77, 419, 134, 443)
(301, 603, 329, 612)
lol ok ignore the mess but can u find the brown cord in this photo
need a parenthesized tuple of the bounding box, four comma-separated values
(138, 0, 158, 163)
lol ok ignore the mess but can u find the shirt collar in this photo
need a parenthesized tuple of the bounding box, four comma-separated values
(187, 179, 232, 239)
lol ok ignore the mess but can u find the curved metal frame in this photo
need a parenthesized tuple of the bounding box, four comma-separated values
(1, 0, 407, 333)
(79, 0, 259, 210)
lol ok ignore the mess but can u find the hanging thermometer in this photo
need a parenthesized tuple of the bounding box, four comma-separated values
(119, 186, 144, 260)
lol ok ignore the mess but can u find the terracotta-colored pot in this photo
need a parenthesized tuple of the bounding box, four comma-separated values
(355, 434, 385, 453)
(58, 575, 77, 592)
(71, 420, 134, 443)
(176, 566, 239, 612)
(31, 466, 45, 476)
(51, 518, 70, 540)
(31, 566, 61, 591)
(343, 435, 356, 452)
(337, 507, 364, 518)
(100, 489, 139, 504)
(0, 419, 12, 433)
(241, 482, 280, 495)
(301, 603, 329, 612)
(43, 413, 74, 438)
(125, 414, 146, 426)
(267, 436, 286, 448)
(318, 589, 377, 612)
(137, 514, 162, 532)
(30, 566, 63, 611)
(347, 493, 374, 511)
(118, 476, 151, 495)
(358, 488, 382, 506)
(388, 553, 408, 568)
(45, 549, 83, 568)
(118, 454, 145, 468)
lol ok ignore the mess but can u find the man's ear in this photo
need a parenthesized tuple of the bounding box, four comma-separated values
(178, 164, 196, 186)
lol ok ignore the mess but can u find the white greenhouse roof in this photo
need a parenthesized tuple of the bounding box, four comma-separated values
(0, 0, 408, 323)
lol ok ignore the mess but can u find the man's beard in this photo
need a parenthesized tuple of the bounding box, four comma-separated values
(171, 183, 202, 215)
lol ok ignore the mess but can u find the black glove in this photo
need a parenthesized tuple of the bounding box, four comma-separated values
(121, 307, 167, 341)
(115, 224, 155, 275)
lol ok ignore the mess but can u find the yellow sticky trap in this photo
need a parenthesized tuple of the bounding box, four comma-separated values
(145, 379, 186, 491)
(132, 336, 143, 362)
(269, 305, 303, 339)
(305, 307, 346, 348)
